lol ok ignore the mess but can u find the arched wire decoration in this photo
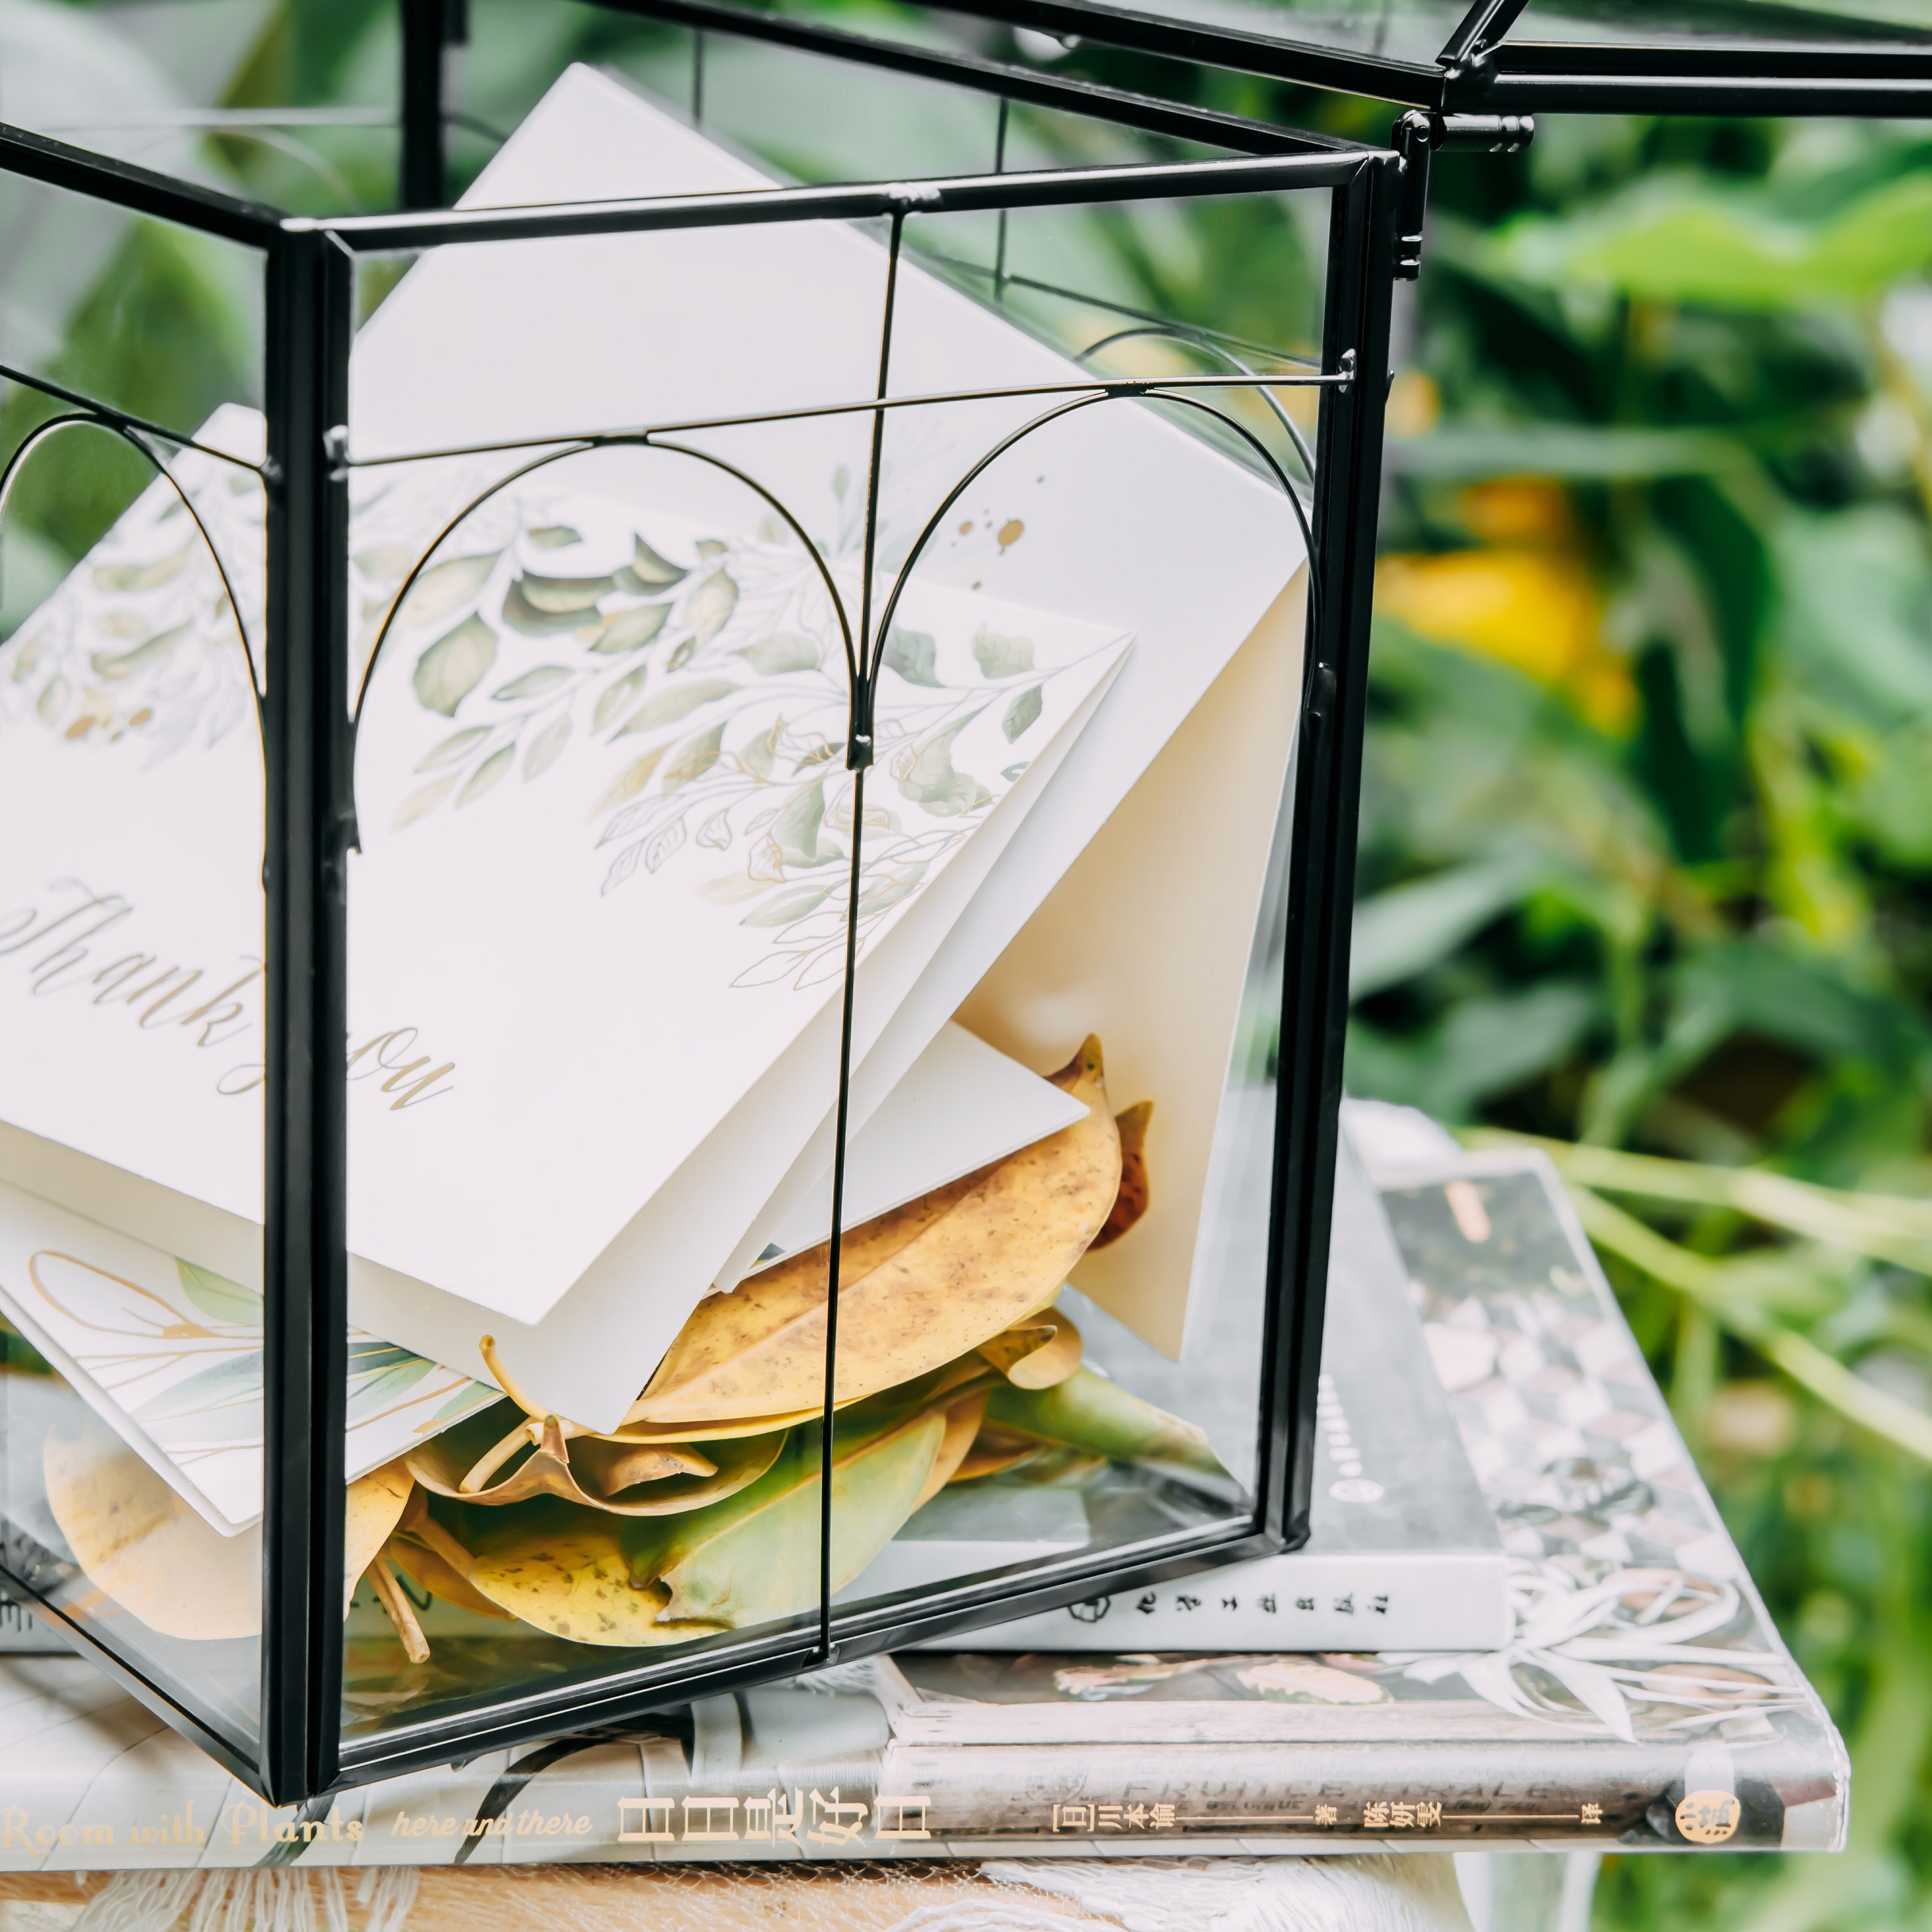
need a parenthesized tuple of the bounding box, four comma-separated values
(0, 411, 266, 735)
(1075, 325, 1319, 490)
(353, 375, 1331, 786)
(871, 381, 1321, 683)
(349, 438, 860, 741)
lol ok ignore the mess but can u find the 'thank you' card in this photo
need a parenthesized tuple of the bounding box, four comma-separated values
(0, 68, 1309, 1429)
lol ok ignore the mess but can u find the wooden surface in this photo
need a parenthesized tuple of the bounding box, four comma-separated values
(0, 1864, 1121, 1931)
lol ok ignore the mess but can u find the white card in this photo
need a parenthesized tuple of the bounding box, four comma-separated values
(0, 1180, 492, 1535)
(0, 68, 1305, 1429)
(0, 432, 1123, 1422)
(731, 1021, 1087, 1277)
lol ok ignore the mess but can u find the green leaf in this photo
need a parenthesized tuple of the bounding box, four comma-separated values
(502, 579, 602, 638)
(429, 1381, 498, 1424)
(683, 571, 739, 649)
(523, 713, 572, 781)
(458, 744, 515, 806)
(399, 552, 500, 627)
(90, 622, 188, 682)
(590, 603, 670, 654)
(883, 626, 940, 687)
(1774, 507, 1932, 723)
(492, 665, 574, 703)
(1345, 983, 1599, 1122)
(897, 713, 991, 817)
(741, 718, 783, 782)
(628, 535, 688, 590)
(646, 1410, 944, 1624)
(517, 571, 615, 614)
(346, 1356, 434, 1420)
(772, 778, 841, 867)
(413, 614, 497, 716)
(616, 677, 737, 737)
(741, 883, 835, 926)
(527, 525, 583, 550)
(972, 626, 1035, 679)
(986, 1368, 1227, 1478)
(593, 666, 649, 734)
(662, 719, 726, 791)
(592, 744, 668, 816)
(854, 866, 926, 917)
(135, 1350, 263, 1427)
(175, 1260, 261, 1327)
(415, 725, 492, 772)
(394, 772, 458, 829)
(1350, 858, 1538, 1002)
(736, 633, 820, 676)
(1001, 684, 1043, 742)
(1388, 423, 1735, 482)
(1489, 170, 1932, 310)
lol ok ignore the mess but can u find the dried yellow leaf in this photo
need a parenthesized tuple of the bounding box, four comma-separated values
(45, 1424, 258, 1640)
(406, 1406, 779, 1517)
(976, 1311, 1082, 1390)
(1090, 1100, 1153, 1250)
(635, 1037, 1121, 1423)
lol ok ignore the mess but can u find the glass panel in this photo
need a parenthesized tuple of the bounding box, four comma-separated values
(335, 127, 903, 1736)
(821, 185, 1321, 1626)
(1515, 0, 1932, 46)
(0, 190, 269, 1768)
(949, 0, 1467, 70)
(334, 46, 1335, 1751)
(0, 1, 399, 217)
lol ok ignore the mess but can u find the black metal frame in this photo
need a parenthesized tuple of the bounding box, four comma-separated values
(900, 0, 1932, 118)
(0, 9, 1398, 1802)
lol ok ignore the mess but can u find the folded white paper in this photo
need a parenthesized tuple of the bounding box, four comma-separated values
(736, 1021, 1086, 1275)
(0, 1180, 491, 1535)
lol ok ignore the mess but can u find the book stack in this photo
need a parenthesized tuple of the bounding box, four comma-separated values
(0, 1145, 1843, 1865)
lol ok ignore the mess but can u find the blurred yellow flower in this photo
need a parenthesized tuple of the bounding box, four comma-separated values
(1376, 543, 1634, 734)
(1386, 368, 1440, 438)
(1457, 476, 1574, 544)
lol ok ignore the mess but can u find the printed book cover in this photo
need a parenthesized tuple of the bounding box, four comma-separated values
(0, 1150, 1844, 1866)
(919, 1131, 1510, 1652)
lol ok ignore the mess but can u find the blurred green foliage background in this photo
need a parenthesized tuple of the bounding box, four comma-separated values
(9, 3, 1932, 1922)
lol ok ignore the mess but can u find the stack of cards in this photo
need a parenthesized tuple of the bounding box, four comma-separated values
(0, 68, 1308, 1547)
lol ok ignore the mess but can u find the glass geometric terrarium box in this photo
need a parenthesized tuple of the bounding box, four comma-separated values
(0, 7, 1397, 1801)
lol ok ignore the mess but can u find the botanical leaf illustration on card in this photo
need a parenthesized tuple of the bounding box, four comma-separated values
(0, 421, 1126, 1005)
(0, 433, 266, 769)
(360, 475, 1121, 992)
(12, 1249, 491, 1526)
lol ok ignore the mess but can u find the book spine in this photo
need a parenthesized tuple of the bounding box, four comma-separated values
(915, 1552, 1512, 1653)
(877, 1737, 1839, 1854)
(0, 1715, 1842, 1864)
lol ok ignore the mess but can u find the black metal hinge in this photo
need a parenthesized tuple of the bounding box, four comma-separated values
(1391, 109, 1533, 280)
